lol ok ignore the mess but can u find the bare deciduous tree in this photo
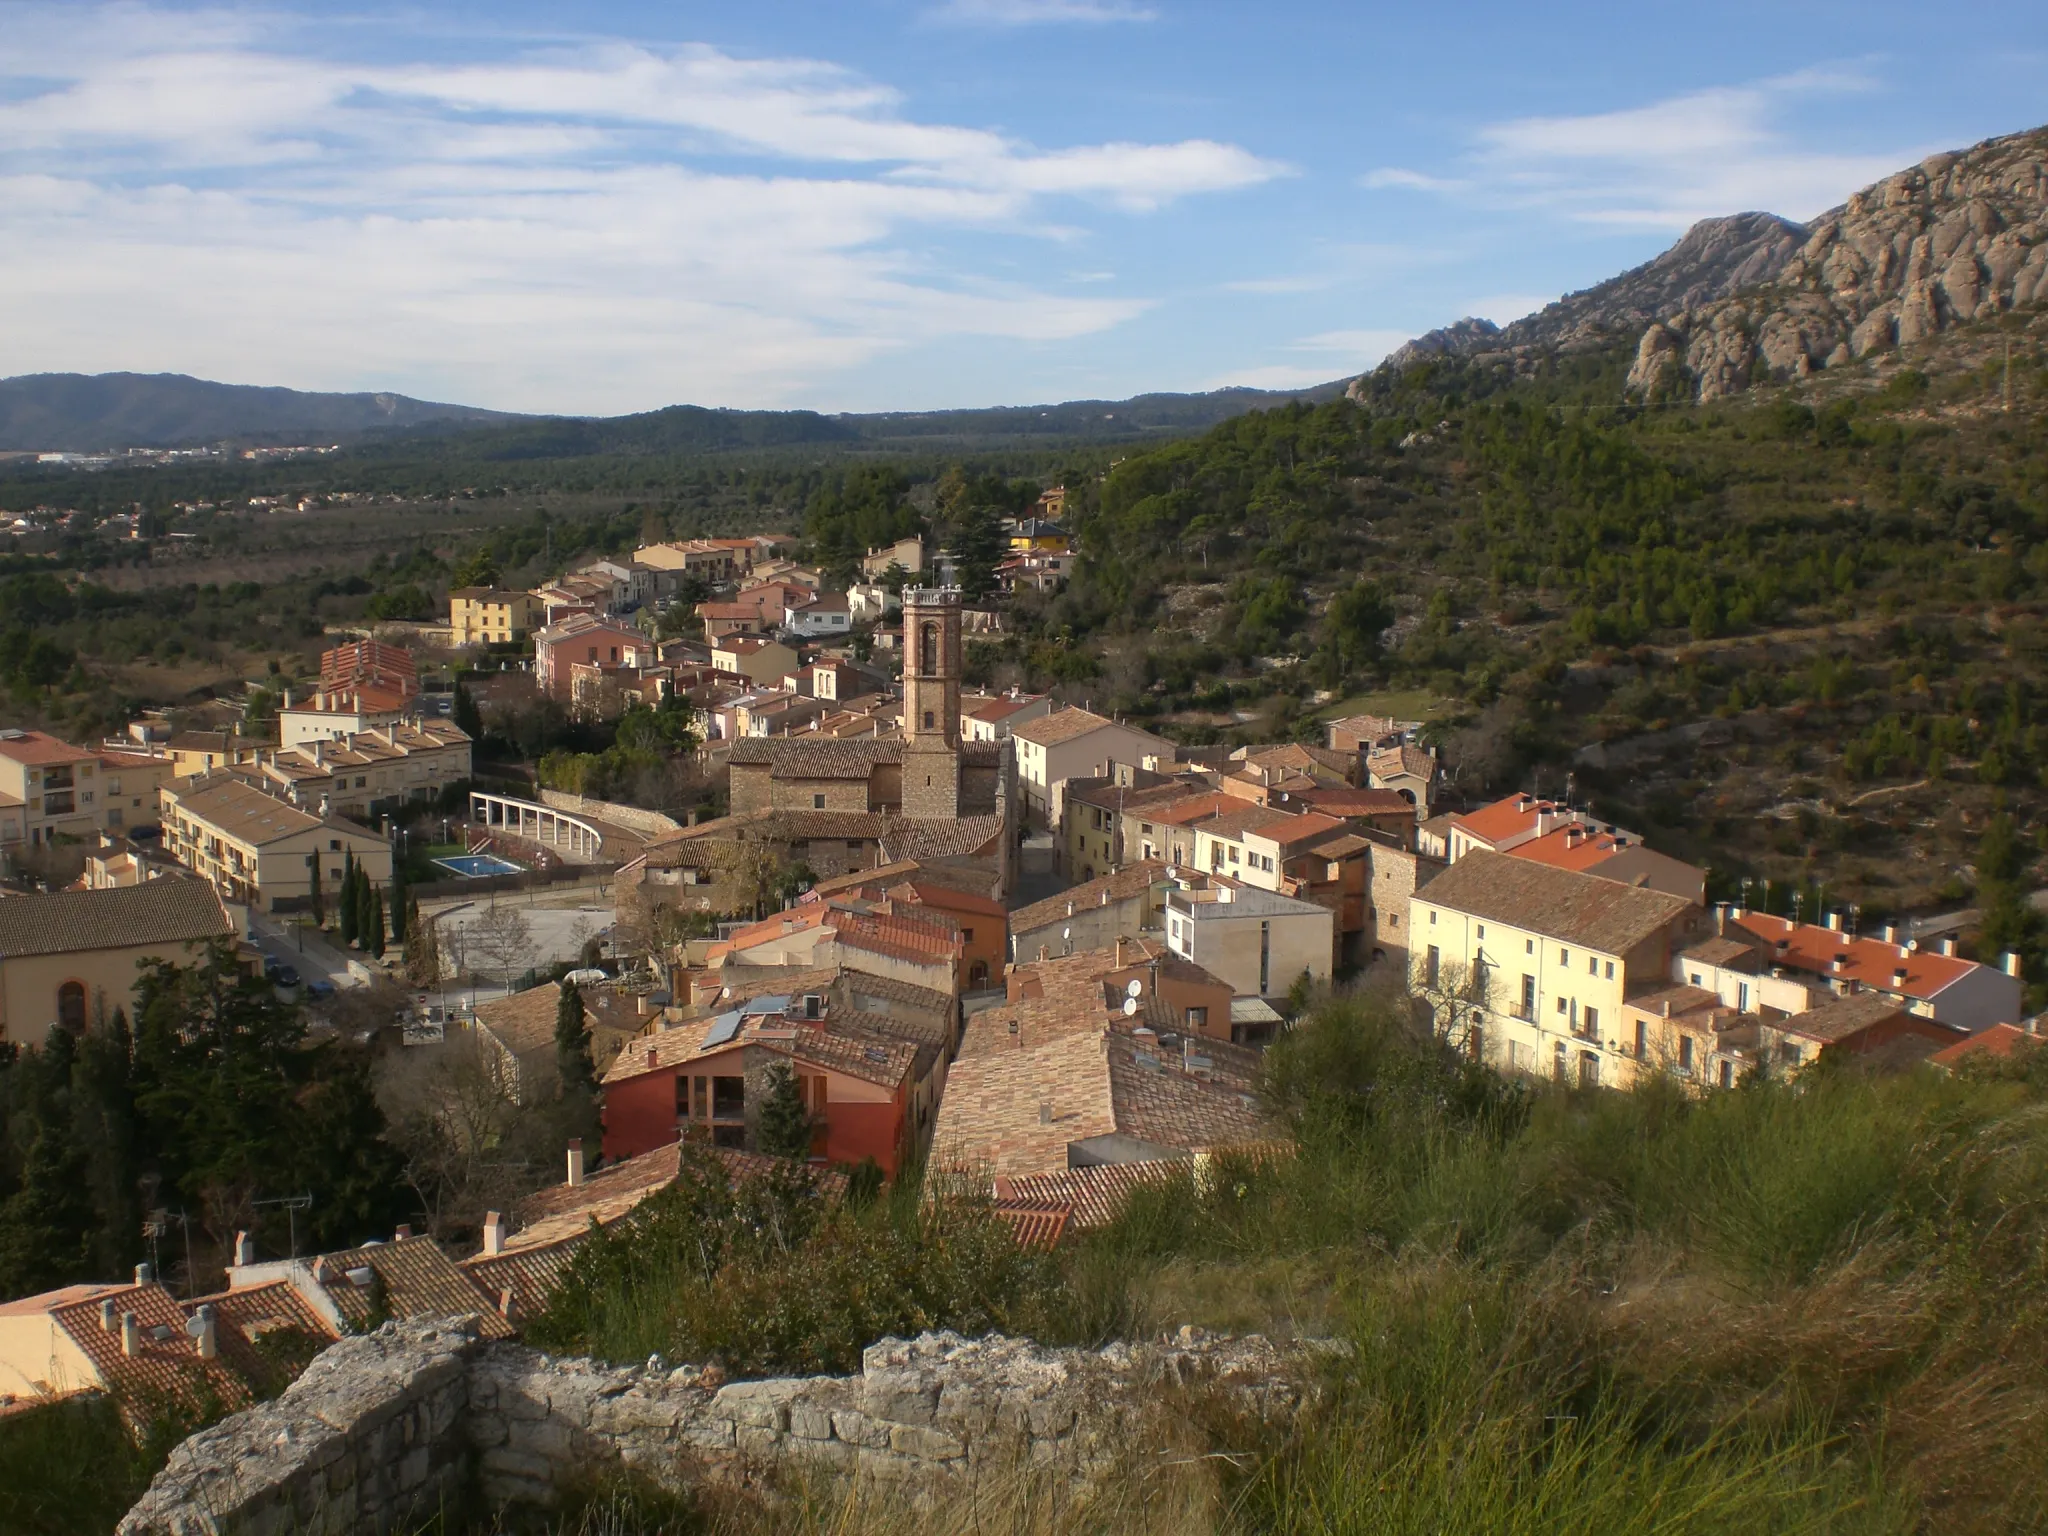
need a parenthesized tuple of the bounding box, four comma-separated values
(470, 905, 535, 989)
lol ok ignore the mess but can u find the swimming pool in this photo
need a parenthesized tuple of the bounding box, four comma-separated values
(433, 853, 527, 878)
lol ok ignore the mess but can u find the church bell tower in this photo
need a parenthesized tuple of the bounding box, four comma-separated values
(901, 587, 962, 817)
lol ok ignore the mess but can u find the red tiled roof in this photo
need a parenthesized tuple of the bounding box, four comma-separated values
(1509, 824, 1638, 873)
(48, 1282, 264, 1421)
(990, 1199, 1072, 1249)
(1451, 793, 1560, 845)
(0, 729, 95, 766)
(997, 1161, 1189, 1229)
(1930, 1023, 2041, 1068)
(1726, 912, 1980, 1002)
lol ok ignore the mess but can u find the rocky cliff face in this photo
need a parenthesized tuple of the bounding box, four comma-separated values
(1628, 127, 2048, 399)
(1370, 212, 1808, 382)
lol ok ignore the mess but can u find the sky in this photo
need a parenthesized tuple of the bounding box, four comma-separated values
(2, 1, 2044, 416)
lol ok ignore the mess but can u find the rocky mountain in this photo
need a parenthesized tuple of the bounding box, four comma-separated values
(0, 372, 524, 451)
(1375, 211, 1809, 376)
(1628, 126, 2048, 400)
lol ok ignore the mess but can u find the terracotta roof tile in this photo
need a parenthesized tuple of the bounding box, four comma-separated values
(1416, 851, 1695, 955)
(0, 880, 232, 959)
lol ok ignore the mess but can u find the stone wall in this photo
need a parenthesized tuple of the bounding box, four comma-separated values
(119, 1319, 1322, 1536)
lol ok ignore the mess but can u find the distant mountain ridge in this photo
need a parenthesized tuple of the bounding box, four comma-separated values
(0, 373, 1344, 458)
(0, 373, 521, 452)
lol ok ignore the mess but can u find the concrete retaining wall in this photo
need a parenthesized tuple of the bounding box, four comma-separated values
(119, 1319, 1320, 1536)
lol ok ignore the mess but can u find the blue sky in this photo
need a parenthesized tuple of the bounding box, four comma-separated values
(2, 1, 2044, 415)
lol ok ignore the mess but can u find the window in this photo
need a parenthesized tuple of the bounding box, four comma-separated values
(1428, 910, 1437, 925)
(1425, 946, 1440, 987)
(1737, 982, 1750, 1012)
(712, 1076, 746, 1119)
(1678, 1035, 1695, 1073)
(1553, 1042, 1569, 1082)
(57, 981, 87, 1033)
(1555, 996, 1568, 1015)
(1688, 972, 1703, 986)
(1587, 955, 1597, 976)
(1476, 923, 1486, 939)
(813, 793, 827, 809)
(1604, 961, 1614, 980)
(961, 927, 974, 942)
(1559, 948, 1570, 965)
(1583, 1006, 1598, 1038)
(1518, 974, 1536, 1019)
(1719, 1060, 1735, 1088)
(1634, 1020, 1648, 1060)
(1525, 937, 1534, 955)
(922, 710, 935, 729)
(1186, 1006, 1208, 1027)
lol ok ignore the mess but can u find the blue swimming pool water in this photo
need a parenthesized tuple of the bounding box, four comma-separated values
(433, 854, 526, 878)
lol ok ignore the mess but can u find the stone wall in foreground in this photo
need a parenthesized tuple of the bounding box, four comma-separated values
(118, 1319, 1321, 1536)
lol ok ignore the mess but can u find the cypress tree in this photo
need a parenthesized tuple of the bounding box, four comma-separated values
(554, 983, 594, 1094)
(368, 891, 386, 960)
(389, 866, 409, 947)
(339, 851, 359, 945)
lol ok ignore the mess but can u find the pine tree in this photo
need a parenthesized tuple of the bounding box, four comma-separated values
(953, 503, 1005, 601)
(554, 984, 595, 1094)
(453, 682, 483, 740)
(339, 850, 359, 946)
(755, 1062, 814, 1161)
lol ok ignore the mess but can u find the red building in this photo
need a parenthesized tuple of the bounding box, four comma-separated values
(600, 990, 934, 1174)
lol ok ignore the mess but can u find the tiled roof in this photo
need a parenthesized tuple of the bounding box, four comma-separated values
(889, 881, 1008, 920)
(1415, 851, 1695, 955)
(1368, 744, 1436, 780)
(1011, 860, 1169, 937)
(186, 1280, 336, 1346)
(167, 773, 370, 846)
(1015, 708, 1163, 749)
(474, 981, 564, 1058)
(1238, 742, 1354, 777)
(1141, 792, 1241, 827)
(1681, 935, 1763, 969)
(1248, 812, 1349, 849)
(1775, 991, 1913, 1045)
(1066, 780, 1202, 814)
(0, 880, 232, 959)
(1624, 983, 1723, 1021)
(604, 1010, 918, 1090)
(879, 815, 1005, 862)
(1725, 912, 1982, 1002)
(48, 1282, 264, 1419)
(1930, 1023, 2041, 1068)
(0, 729, 95, 766)
(304, 1236, 511, 1338)
(965, 694, 1046, 722)
(1291, 788, 1417, 818)
(997, 1161, 1190, 1229)
(727, 738, 903, 776)
(1106, 1032, 1268, 1149)
(1449, 793, 1561, 845)
(932, 1027, 1115, 1177)
(989, 1199, 1072, 1249)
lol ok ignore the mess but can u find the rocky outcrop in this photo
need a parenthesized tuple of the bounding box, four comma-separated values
(117, 1319, 1328, 1535)
(1358, 211, 1808, 395)
(1628, 127, 2048, 399)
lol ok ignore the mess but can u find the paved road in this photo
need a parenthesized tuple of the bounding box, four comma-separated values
(245, 912, 364, 991)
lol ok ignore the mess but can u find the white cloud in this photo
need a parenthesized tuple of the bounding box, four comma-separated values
(1461, 293, 1556, 325)
(1370, 68, 1917, 230)
(1289, 329, 1414, 357)
(0, 7, 1280, 412)
(928, 0, 1157, 25)
(1201, 327, 1409, 391)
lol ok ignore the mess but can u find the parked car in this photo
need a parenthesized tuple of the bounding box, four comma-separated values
(305, 978, 335, 999)
(273, 964, 301, 988)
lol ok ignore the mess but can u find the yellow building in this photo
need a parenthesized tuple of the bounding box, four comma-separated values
(167, 730, 265, 779)
(1408, 850, 1698, 1088)
(161, 773, 392, 912)
(0, 880, 236, 1045)
(449, 587, 542, 646)
(1007, 518, 1073, 555)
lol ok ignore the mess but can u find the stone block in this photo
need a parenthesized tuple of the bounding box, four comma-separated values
(830, 1409, 889, 1448)
(863, 1371, 938, 1426)
(712, 1378, 802, 1429)
(733, 1424, 785, 1457)
(508, 1415, 574, 1460)
(480, 1445, 557, 1483)
(680, 1414, 737, 1451)
(787, 1405, 836, 1441)
(889, 1423, 965, 1462)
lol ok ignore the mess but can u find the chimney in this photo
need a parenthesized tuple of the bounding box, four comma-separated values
(1660, 999, 1671, 1017)
(2004, 951, 2023, 979)
(233, 1230, 255, 1267)
(134, 1262, 153, 1287)
(1892, 967, 1908, 987)
(1037, 945, 1050, 962)
(194, 1305, 217, 1361)
(395, 1224, 413, 1241)
(498, 1288, 515, 1319)
(121, 1313, 141, 1356)
(1099, 889, 1109, 906)
(1825, 911, 1842, 932)
(99, 1299, 119, 1332)
(646, 1046, 658, 1069)
(566, 1139, 586, 1187)
(1115, 937, 1129, 967)
(1940, 937, 1957, 958)
(482, 1211, 507, 1257)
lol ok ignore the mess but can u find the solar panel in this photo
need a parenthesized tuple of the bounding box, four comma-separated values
(702, 1011, 744, 1047)
(741, 995, 790, 1017)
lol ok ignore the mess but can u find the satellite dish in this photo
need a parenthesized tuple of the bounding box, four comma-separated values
(1122, 997, 1139, 1017)
(1125, 978, 1143, 998)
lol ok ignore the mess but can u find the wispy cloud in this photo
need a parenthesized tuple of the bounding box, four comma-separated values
(0, 6, 1278, 412)
(928, 0, 1157, 25)
(1365, 66, 1914, 230)
(1201, 327, 1410, 391)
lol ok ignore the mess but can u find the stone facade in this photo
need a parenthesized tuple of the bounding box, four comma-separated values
(119, 1320, 1324, 1536)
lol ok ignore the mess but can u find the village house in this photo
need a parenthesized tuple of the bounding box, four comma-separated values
(1163, 877, 1335, 1006)
(226, 721, 471, 818)
(1009, 707, 1176, 830)
(1409, 850, 1701, 1086)
(861, 535, 925, 581)
(160, 773, 392, 911)
(535, 616, 656, 700)
(928, 946, 1272, 1182)
(599, 991, 935, 1174)
(711, 634, 801, 688)
(0, 729, 103, 850)
(1010, 860, 1172, 965)
(1681, 905, 2022, 1034)
(0, 880, 236, 1045)
(448, 587, 542, 646)
(166, 729, 265, 779)
(960, 691, 1053, 742)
